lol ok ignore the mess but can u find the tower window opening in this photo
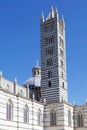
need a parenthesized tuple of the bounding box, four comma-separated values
(48, 81, 51, 87)
(45, 37, 47, 44)
(48, 71, 52, 78)
(47, 59, 53, 66)
(51, 37, 52, 43)
(45, 27, 47, 32)
(46, 47, 53, 55)
(45, 37, 48, 44)
(37, 71, 39, 75)
(62, 82, 64, 88)
(61, 71, 64, 78)
(49, 37, 51, 43)
(45, 36, 54, 45)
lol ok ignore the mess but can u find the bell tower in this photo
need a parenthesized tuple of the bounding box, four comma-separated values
(40, 7, 68, 103)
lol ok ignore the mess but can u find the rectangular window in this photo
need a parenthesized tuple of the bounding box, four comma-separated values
(46, 47, 53, 55)
(47, 59, 53, 66)
(48, 81, 51, 87)
(45, 36, 54, 45)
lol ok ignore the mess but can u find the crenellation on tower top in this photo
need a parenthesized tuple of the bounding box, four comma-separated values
(40, 12, 44, 23)
(40, 7, 59, 23)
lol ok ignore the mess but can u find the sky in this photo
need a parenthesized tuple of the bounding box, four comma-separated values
(0, 0, 87, 105)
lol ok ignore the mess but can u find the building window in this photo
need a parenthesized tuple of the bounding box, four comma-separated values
(48, 37, 50, 44)
(44, 24, 54, 32)
(45, 36, 54, 44)
(46, 47, 53, 55)
(6, 99, 13, 121)
(50, 109, 56, 126)
(37, 109, 42, 126)
(47, 59, 53, 66)
(48, 71, 52, 78)
(37, 71, 39, 75)
(45, 37, 48, 44)
(24, 104, 29, 123)
(68, 110, 71, 126)
(77, 112, 83, 127)
(48, 81, 51, 87)
(62, 82, 64, 88)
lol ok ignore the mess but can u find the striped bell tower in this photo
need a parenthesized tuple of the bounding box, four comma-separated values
(40, 7, 68, 103)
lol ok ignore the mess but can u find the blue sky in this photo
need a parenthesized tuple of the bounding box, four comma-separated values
(0, 0, 87, 105)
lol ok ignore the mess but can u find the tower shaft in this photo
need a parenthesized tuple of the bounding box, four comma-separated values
(41, 8, 68, 103)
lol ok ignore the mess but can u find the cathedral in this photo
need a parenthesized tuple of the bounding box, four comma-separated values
(0, 7, 87, 130)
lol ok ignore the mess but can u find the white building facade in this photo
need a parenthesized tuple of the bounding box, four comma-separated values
(0, 7, 87, 130)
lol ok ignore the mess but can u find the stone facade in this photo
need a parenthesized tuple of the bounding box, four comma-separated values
(0, 73, 87, 130)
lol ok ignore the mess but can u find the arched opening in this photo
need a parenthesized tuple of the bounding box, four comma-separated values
(24, 104, 29, 123)
(6, 99, 13, 120)
(77, 112, 83, 127)
(37, 109, 42, 126)
(50, 109, 56, 126)
(68, 110, 71, 126)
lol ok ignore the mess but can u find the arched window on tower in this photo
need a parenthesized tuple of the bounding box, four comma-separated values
(61, 71, 64, 78)
(77, 112, 83, 127)
(24, 104, 29, 123)
(47, 59, 53, 66)
(48, 81, 51, 87)
(50, 109, 56, 126)
(68, 110, 71, 126)
(62, 82, 64, 88)
(37, 71, 39, 75)
(48, 71, 52, 78)
(6, 99, 13, 120)
(37, 109, 42, 126)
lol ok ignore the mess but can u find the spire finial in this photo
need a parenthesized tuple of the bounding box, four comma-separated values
(51, 6, 53, 10)
(73, 101, 75, 105)
(62, 15, 64, 20)
(0, 71, 2, 77)
(86, 98, 87, 104)
(41, 11, 44, 23)
(55, 6, 58, 13)
(42, 11, 44, 18)
(15, 78, 17, 83)
(36, 59, 39, 66)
